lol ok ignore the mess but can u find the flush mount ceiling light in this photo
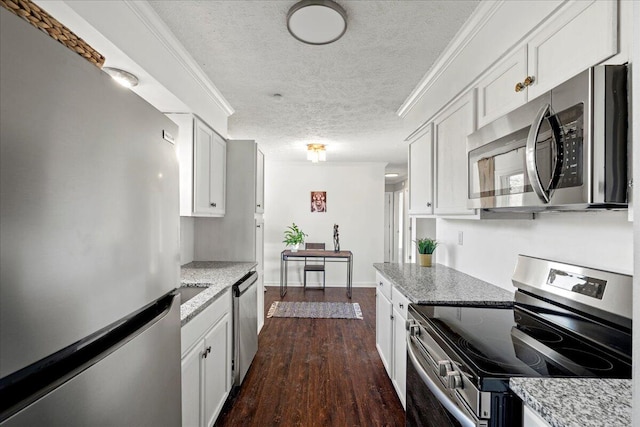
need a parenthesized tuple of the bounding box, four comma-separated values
(287, 0, 347, 45)
(307, 144, 327, 162)
(385, 173, 399, 178)
(103, 67, 139, 88)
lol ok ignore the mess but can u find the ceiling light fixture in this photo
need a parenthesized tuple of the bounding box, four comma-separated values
(307, 144, 327, 163)
(385, 173, 399, 178)
(103, 67, 139, 88)
(287, 0, 347, 45)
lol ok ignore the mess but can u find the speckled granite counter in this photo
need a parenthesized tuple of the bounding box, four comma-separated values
(180, 261, 257, 326)
(510, 378, 632, 427)
(373, 262, 514, 305)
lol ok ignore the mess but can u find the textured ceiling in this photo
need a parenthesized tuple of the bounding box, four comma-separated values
(148, 0, 479, 175)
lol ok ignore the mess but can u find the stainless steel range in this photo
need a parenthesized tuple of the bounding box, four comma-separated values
(406, 255, 632, 427)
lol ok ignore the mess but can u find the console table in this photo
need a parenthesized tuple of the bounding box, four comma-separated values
(280, 249, 354, 298)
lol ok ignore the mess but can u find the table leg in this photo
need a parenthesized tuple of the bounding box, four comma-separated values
(347, 253, 353, 299)
(280, 254, 288, 298)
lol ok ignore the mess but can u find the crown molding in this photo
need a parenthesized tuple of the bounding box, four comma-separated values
(396, 0, 504, 118)
(124, 1, 235, 116)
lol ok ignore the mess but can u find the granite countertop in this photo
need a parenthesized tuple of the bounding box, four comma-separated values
(373, 262, 514, 305)
(180, 261, 257, 326)
(510, 378, 632, 427)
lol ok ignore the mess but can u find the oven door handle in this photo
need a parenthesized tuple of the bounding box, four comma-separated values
(407, 337, 477, 427)
(526, 103, 553, 203)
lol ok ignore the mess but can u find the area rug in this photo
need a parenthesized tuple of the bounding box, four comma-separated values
(267, 301, 363, 320)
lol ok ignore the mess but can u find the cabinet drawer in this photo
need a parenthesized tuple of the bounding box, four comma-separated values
(375, 271, 392, 300)
(392, 286, 409, 320)
(181, 289, 231, 356)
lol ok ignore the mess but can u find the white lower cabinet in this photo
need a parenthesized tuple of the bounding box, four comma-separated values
(375, 284, 393, 377)
(375, 271, 409, 409)
(391, 287, 409, 409)
(181, 290, 232, 427)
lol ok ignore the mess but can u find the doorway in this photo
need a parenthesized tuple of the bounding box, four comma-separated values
(384, 184, 410, 263)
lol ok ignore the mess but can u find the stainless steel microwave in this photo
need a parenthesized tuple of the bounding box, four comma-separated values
(467, 65, 628, 211)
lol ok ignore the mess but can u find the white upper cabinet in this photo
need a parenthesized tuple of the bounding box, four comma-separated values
(255, 149, 265, 214)
(168, 113, 226, 217)
(476, 0, 617, 127)
(433, 90, 476, 216)
(526, 0, 617, 100)
(194, 119, 226, 216)
(408, 124, 434, 216)
(476, 46, 528, 128)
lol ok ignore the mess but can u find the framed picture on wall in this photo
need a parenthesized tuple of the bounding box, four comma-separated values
(311, 191, 326, 213)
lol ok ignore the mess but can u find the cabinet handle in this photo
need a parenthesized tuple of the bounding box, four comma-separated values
(515, 82, 525, 92)
(257, 204, 262, 208)
(390, 314, 394, 320)
(379, 281, 383, 287)
(399, 303, 404, 309)
(523, 75, 535, 87)
(201, 351, 207, 359)
(427, 202, 432, 207)
(206, 346, 212, 355)
(257, 225, 261, 228)
(210, 202, 217, 207)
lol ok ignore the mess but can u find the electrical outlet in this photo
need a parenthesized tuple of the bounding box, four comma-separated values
(458, 231, 464, 246)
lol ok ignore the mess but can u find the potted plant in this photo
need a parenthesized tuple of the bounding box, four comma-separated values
(415, 237, 438, 267)
(283, 223, 307, 252)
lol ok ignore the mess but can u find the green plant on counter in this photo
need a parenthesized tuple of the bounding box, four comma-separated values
(283, 223, 307, 246)
(415, 237, 438, 254)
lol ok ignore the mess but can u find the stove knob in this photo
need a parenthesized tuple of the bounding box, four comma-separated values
(437, 360, 453, 376)
(446, 371, 463, 390)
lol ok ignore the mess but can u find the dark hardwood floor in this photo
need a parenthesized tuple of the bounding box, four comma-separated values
(215, 286, 405, 426)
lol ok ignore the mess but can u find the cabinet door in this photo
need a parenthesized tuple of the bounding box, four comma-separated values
(433, 91, 476, 215)
(476, 46, 528, 127)
(193, 118, 225, 216)
(208, 133, 226, 216)
(255, 219, 265, 333)
(392, 306, 407, 409)
(408, 124, 434, 215)
(181, 340, 204, 427)
(203, 313, 232, 427)
(255, 149, 265, 213)
(527, 0, 617, 100)
(375, 291, 393, 377)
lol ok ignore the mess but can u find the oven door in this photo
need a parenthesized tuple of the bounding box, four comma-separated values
(406, 333, 483, 427)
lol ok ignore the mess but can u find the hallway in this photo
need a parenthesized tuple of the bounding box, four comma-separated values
(216, 287, 405, 426)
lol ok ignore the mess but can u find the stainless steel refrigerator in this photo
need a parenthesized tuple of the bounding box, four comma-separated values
(0, 8, 181, 426)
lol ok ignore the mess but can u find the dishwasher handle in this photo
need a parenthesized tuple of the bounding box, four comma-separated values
(233, 271, 258, 297)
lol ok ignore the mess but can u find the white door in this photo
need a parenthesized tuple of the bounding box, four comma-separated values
(375, 292, 393, 377)
(383, 192, 392, 262)
(203, 314, 231, 427)
(181, 341, 204, 427)
(256, 218, 265, 333)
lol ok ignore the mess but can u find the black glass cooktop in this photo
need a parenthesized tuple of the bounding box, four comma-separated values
(411, 304, 632, 385)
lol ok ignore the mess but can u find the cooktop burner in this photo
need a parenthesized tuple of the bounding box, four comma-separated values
(456, 336, 545, 371)
(412, 304, 631, 383)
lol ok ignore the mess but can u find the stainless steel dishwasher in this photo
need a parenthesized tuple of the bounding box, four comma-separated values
(232, 271, 259, 387)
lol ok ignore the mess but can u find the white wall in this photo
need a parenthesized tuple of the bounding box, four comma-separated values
(180, 217, 195, 265)
(264, 162, 386, 287)
(436, 211, 633, 292)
